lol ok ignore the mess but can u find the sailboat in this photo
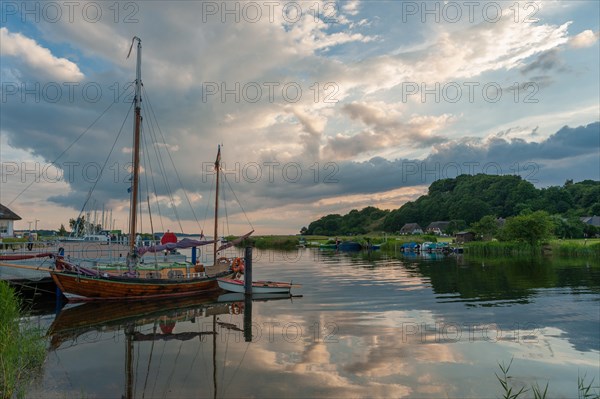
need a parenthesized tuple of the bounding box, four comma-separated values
(49, 37, 253, 301)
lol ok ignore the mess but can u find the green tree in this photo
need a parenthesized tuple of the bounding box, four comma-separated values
(300, 226, 308, 235)
(68, 216, 85, 236)
(471, 215, 498, 241)
(500, 211, 554, 246)
(58, 224, 67, 236)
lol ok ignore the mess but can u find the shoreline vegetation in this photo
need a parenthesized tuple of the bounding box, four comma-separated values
(3, 233, 598, 258)
(0, 282, 46, 399)
(234, 234, 600, 258)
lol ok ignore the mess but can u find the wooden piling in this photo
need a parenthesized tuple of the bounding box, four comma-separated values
(244, 246, 252, 295)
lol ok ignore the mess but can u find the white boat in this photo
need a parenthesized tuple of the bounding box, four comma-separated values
(217, 278, 295, 294)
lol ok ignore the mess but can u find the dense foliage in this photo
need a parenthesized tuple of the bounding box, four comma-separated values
(303, 206, 390, 236)
(303, 175, 599, 237)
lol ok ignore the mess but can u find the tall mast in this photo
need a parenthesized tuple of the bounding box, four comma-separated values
(128, 37, 142, 266)
(213, 145, 221, 265)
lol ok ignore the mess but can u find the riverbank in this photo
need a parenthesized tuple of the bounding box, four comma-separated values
(235, 234, 600, 258)
(464, 239, 600, 258)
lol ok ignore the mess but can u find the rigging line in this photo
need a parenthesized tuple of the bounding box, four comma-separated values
(138, 123, 144, 238)
(162, 340, 185, 399)
(219, 312, 234, 393)
(150, 339, 167, 398)
(49, 348, 77, 392)
(140, 120, 157, 244)
(145, 116, 184, 235)
(142, 87, 204, 232)
(141, 115, 165, 232)
(223, 341, 251, 398)
(74, 102, 135, 235)
(220, 169, 231, 238)
(201, 175, 216, 238)
(143, 112, 182, 234)
(140, 92, 184, 234)
(140, 88, 180, 226)
(222, 172, 254, 231)
(181, 321, 206, 388)
(5, 89, 126, 207)
(142, 323, 158, 399)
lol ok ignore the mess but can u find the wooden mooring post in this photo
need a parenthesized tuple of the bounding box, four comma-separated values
(244, 246, 252, 295)
(243, 246, 253, 342)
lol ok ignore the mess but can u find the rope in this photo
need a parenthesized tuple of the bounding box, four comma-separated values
(142, 87, 203, 232)
(141, 116, 165, 232)
(140, 89, 184, 233)
(73, 102, 134, 237)
(5, 90, 125, 207)
(222, 172, 255, 231)
(141, 322, 158, 399)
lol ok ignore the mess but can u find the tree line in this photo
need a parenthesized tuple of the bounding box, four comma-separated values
(302, 175, 599, 240)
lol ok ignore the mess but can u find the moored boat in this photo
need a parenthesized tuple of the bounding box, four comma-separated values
(49, 37, 252, 301)
(217, 278, 296, 294)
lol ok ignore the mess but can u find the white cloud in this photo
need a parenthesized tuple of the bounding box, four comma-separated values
(342, 0, 361, 16)
(329, 16, 572, 95)
(569, 30, 600, 48)
(0, 27, 84, 81)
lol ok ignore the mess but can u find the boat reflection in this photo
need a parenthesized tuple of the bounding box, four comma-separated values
(46, 292, 294, 399)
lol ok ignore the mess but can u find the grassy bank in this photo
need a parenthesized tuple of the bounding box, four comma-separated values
(234, 233, 600, 258)
(236, 235, 304, 250)
(464, 239, 600, 258)
(550, 240, 600, 258)
(0, 282, 46, 399)
(234, 234, 442, 250)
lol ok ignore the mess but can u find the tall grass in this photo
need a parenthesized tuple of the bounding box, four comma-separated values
(465, 242, 538, 257)
(496, 359, 600, 399)
(552, 242, 600, 258)
(0, 281, 46, 399)
(237, 235, 299, 250)
(465, 241, 600, 258)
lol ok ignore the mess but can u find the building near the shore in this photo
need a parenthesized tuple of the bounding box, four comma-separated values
(580, 216, 600, 227)
(426, 221, 450, 235)
(455, 231, 475, 243)
(0, 204, 21, 238)
(400, 223, 423, 235)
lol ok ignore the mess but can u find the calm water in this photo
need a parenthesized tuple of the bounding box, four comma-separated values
(27, 248, 599, 398)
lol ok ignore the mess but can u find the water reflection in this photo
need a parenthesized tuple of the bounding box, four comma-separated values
(25, 248, 600, 398)
(38, 293, 293, 398)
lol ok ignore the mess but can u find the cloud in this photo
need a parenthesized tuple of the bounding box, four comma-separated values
(328, 14, 571, 95)
(0, 27, 84, 81)
(520, 49, 564, 75)
(1, 2, 597, 233)
(342, 0, 361, 16)
(569, 30, 600, 48)
(322, 102, 452, 159)
(426, 122, 600, 185)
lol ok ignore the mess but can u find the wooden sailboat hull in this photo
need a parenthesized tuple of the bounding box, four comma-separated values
(51, 270, 234, 301)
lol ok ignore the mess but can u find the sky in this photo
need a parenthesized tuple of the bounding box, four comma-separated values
(0, 0, 599, 235)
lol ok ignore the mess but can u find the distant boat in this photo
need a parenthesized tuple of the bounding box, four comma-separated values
(217, 278, 296, 294)
(59, 234, 110, 244)
(319, 241, 363, 251)
(337, 241, 362, 251)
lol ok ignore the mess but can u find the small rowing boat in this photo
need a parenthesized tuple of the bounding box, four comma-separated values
(217, 278, 297, 294)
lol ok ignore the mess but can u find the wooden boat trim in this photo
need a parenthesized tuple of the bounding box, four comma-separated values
(51, 270, 235, 301)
